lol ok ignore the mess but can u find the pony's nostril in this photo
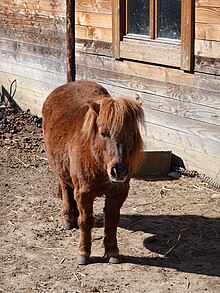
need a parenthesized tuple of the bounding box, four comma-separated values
(110, 163, 128, 179)
(110, 167, 117, 178)
(119, 164, 128, 176)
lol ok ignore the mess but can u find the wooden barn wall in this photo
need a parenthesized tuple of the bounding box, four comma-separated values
(75, 0, 220, 182)
(0, 0, 67, 115)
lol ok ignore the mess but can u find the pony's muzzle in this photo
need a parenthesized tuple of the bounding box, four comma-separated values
(109, 162, 128, 183)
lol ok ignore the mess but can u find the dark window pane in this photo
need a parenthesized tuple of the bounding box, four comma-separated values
(128, 0, 150, 36)
(158, 0, 181, 39)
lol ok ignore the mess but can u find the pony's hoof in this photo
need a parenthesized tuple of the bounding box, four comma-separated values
(104, 254, 122, 264)
(109, 256, 121, 264)
(61, 219, 74, 230)
(77, 255, 91, 265)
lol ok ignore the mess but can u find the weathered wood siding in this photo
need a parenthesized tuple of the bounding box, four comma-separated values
(0, 0, 67, 114)
(0, 0, 219, 181)
(195, 0, 220, 73)
(75, 0, 220, 181)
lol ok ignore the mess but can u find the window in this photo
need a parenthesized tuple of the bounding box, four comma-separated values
(112, 0, 194, 71)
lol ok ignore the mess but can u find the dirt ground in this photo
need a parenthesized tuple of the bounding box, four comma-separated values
(0, 104, 220, 293)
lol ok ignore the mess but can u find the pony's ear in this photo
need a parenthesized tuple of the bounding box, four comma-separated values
(87, 101, 100, 116)
(82, 101, 100, 139)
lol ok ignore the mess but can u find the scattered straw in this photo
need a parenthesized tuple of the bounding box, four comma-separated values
(73, 272, 80, 282)
(164, 234, 181, 257)
(60, 258, 66, 264)
(15, 156, 28, 167)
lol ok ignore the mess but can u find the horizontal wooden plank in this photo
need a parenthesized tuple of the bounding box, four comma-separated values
(0, 11, 66, 38)
(0, 60, 66, 86)
(0, 8, 66, 40)
(75, 24, 112, 42)
(146, 123, 220, 158)
(0, 21, 65, 37)
(1, 0, 111, 15)
(77, 64, 220, 109)
(76, 64, 220, 126)
(0, 71, 57, 97)
(11, 88, 46, 115)
(0, 9, 66, 26)
(0, 81, 58, 116)
(0, 71, 57, 115)
(143, 108, 220, 143)
(0, 0, 65, 9)
(0, 38, 66, 63)
(195, 39, 220, 58)
(76, 0, 111, 14)
(120, 40, 181, 68)
(75, 52, 220, 93)
(0, 49, 66, 74)
(0, 2, 66, 16)
(195, 23, 220, 41)
(76, 78, 220, 141)
(195, 56, 220, 75)
(196, 7, 220, 24)
(140, 92, 220, 127)
(75, 11, 112, 28)
(76, 54, 220, 107)
(0, 28, 65, 49)
(75, 39, 112, 57)
(196, 0, 220, 7)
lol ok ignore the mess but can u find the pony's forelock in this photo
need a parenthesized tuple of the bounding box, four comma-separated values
(98, 97, 145, 135)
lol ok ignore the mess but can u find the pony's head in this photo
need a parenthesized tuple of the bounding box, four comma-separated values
(82, 97, 144, 183)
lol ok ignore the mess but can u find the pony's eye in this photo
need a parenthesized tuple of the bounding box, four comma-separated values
(100, 131, 110, 138)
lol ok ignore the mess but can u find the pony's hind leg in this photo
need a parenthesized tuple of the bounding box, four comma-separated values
(59, 181, 79, 229)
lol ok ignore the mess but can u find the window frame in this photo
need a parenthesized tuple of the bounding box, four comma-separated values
(112, 0, 194, 71)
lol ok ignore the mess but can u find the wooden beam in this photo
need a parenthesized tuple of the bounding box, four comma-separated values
(66, 0, 75, 82)
(112, 0, 121, 58)
(120, 40, 181, 67)
(150, 0, 156, 39)
(181, 0, 194, 71)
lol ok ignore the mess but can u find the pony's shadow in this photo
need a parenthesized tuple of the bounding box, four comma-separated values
(95, 214, 220, 277)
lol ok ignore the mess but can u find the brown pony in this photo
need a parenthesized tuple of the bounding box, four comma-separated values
(42, 80, 144, 265)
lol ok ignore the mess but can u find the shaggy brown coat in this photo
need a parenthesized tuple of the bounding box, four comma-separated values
(42, 80, 144, 265)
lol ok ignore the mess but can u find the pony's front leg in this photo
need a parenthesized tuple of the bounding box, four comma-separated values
(104, 193, 128, 264)
(75, 193, 94, 265)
